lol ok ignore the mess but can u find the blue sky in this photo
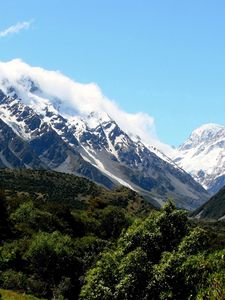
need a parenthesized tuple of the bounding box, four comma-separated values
(1, 0, 225, 146)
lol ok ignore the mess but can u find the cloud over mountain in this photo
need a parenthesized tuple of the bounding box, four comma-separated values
(0, 59, 172, 153)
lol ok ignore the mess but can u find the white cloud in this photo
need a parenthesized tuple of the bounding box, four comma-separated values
(0, 59, 173, 154)
(0, 21, 32, 38)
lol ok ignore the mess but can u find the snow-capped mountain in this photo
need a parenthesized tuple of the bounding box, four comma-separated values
(0, 60, 209, 210)
(174, 123, 225, 194)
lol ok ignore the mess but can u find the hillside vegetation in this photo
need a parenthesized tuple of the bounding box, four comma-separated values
(0, 169, 224, 299)
(193, 184, 225, 219)
(0, 168, 153, 213)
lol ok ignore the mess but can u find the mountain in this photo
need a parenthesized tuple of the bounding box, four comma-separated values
(0, 90, 115, 189)
(0, 60, 209, 210)
(193, 184, 225, 220)
(174, 123, 225, 194)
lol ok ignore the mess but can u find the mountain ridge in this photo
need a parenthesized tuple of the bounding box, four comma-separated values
(0, 60, 210, 210)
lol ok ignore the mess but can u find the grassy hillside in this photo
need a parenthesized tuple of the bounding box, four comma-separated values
(0, 168, 154, 214)
(193, 185, 225, 219)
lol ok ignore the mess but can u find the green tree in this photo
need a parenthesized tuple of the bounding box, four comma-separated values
(80, 251, 118, 300)
(197, 272, 225, 300)
(96, 206, 131, 239)
(24, 231, 82, 298)
(10, 201, 64, 235)
(80, 201, 190, 299)
(156, 200, 189, 252)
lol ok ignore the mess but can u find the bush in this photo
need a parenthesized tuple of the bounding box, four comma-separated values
(1, 269, 26, 290)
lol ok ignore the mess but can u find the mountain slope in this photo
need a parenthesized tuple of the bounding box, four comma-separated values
(193, 184, 225, 220)
(0, 168, 153, 214)
(0, 60, 210, 210)
(0, 118, 45, 169)
(174, 123, 225, 194)
(0, 91, 115, 189)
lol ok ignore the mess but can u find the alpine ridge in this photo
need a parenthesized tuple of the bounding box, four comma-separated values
(0, 60, 209, 210)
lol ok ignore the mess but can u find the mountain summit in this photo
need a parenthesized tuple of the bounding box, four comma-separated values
(174, 123, 225, 194)
(0, 60, 209, 210)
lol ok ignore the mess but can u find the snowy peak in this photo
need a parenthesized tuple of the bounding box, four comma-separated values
(191, 123, 224, 137)
(175, 123, 225, 194)
(86, 111, 113, 128)
(180, 123, 225, 151)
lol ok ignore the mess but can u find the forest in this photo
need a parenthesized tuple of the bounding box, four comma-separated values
(0, 169, 225, 300)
